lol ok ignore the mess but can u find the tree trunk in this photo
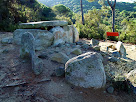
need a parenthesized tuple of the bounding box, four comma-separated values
(107, 0, 116, 32)
(80, 0, 84, 25)
(112, 8, 115, 32)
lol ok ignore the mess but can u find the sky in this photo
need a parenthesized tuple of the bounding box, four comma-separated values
(117, 0, 135, 3)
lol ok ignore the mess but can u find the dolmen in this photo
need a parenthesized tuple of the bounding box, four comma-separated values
(13, 20, 79, 51)
(13, 20, 79, 75)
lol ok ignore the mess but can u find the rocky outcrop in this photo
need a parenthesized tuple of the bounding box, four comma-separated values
(65, 52, 106, 88)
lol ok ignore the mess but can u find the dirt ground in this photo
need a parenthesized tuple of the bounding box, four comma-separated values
(0, 32, 136, 102)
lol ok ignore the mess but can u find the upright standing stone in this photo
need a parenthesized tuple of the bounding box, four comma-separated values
(63, 25, 73, 43)
(20, 32, 35, 59)
(65, 52, 106, 88)
(116, 41, 126, 58)
(72, 25, 79, 42)
(20, 32, 43, 75)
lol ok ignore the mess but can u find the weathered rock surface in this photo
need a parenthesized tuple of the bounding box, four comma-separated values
(71, 48, 82, 55)
(65, 52, 106, 88)
(81, 44, 90, 50)
(32, 57, 43, 75)
(72, 25, 79, 42)
(63, 25, 73, 43)
(112, 51, 121, 57)
(55, 67, 65, 77)
(106, 86, 114, 94)
(90, 38, 99, 46)
(93, 46, 100, 51)
(19, 20, 68, 29)
(50, 26, 66, 46)
(116, 41, 126, 58)
(51, 52, 69, 64)
(20, 32, 35, 59)
(126, 69, 136, 94)
(13, 29, 54, 50)
(1, 37, 13, 44)
(108, 57, 120, 63)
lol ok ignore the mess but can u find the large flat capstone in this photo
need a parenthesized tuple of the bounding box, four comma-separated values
(19, 20, 68, 29)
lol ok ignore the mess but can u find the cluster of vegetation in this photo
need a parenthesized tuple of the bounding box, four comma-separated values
(74, 7, 136, 43)
(0, 0, 136, 44)
(0, 0, 55, 31)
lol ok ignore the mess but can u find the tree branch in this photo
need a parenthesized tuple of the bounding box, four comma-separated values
(107, 0, 112, 7)
(113, 0, 116, 8)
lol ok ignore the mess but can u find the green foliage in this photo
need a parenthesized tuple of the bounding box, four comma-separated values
(0, 0, 56, 31)
(53, 4, 73, 17)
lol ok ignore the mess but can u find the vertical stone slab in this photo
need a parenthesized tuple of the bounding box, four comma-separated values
(63, 25, 73, 43)
(20, 32, 35, 59)
(20, 32, 43, 75)
(72, 25, 79, 43)
(50, 26, 66, 46)
(116, 41, 126, 58)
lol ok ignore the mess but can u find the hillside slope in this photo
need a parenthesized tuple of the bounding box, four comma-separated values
(37, 0, 136, 13)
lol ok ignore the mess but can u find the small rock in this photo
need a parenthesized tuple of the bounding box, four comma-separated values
(71, 43, 77, 48)
(32, 57, 43, 75)
(93, 46, 100, 51)
(90, 38, 99, 46)
(81, 44, 89, 49)
(38, 53, 48, 59)
(108, 57, 120, 63)
(1, 37, 13, 44)
(51, 52, 69, 64)
(112, 51, 121, 57)
(65, 43, 71, 48)
(106, 86, 114, 94)
(71, 48, 82, 55)
(76, 41, 83, 45)
(2, 49, 9, 54)
(76, 45, 81, 48)
(55, 67, 65, 77)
